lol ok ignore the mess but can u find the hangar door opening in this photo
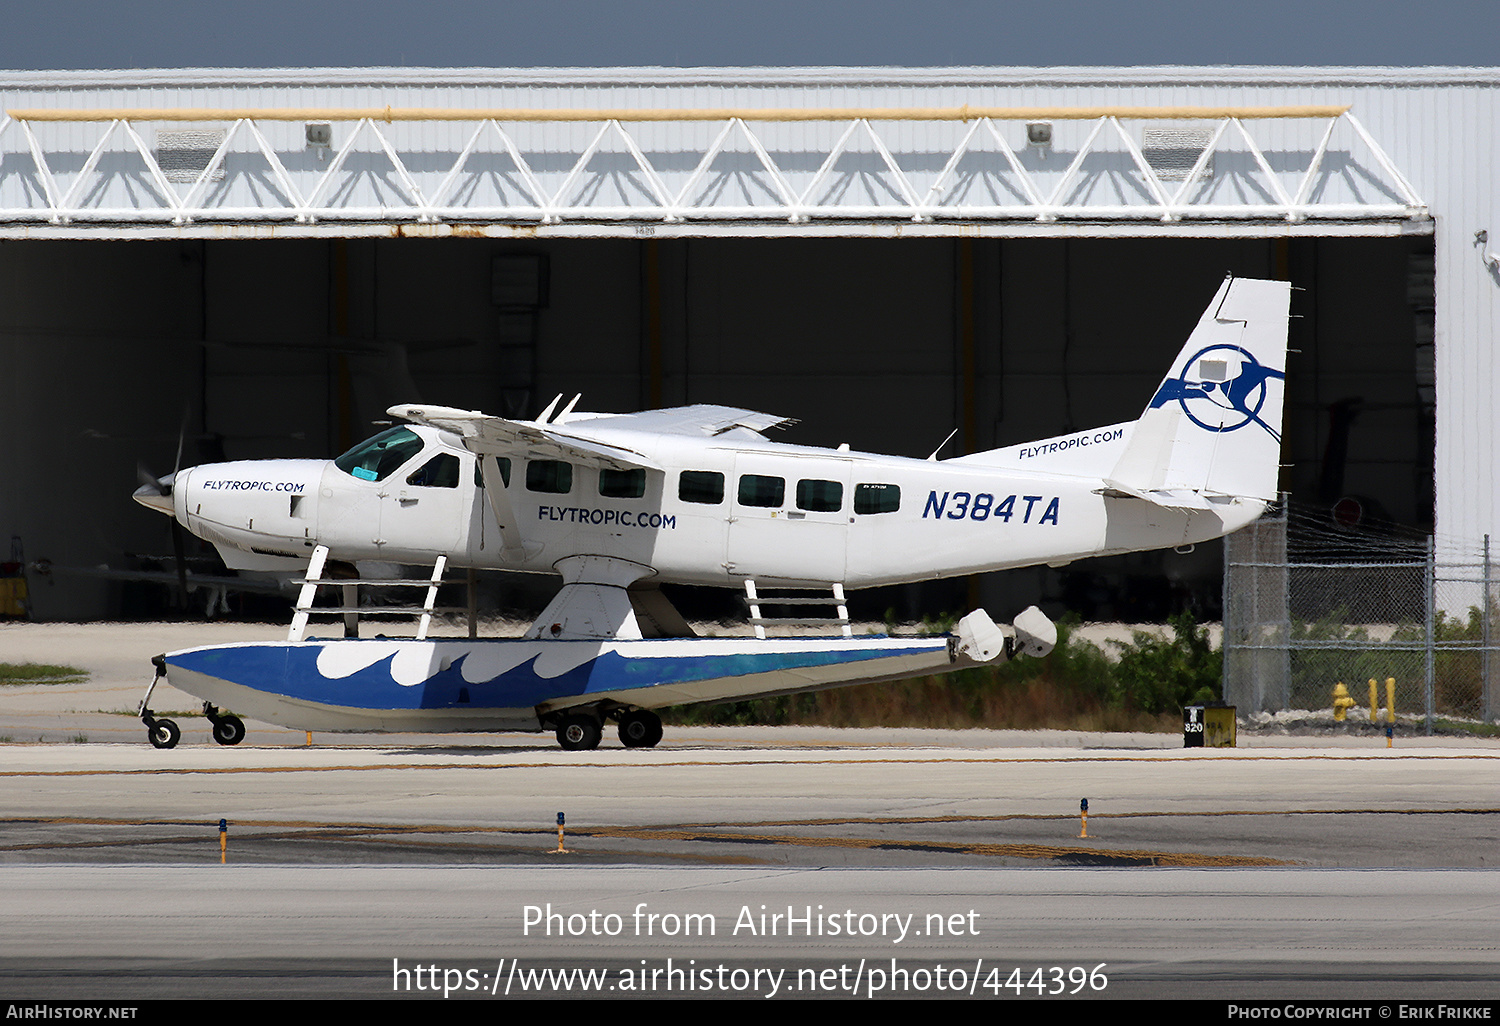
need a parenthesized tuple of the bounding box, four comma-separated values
(0, 232, 1431, 623)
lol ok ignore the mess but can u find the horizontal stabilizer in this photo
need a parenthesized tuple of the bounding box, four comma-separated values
(1097, 482, 1216, 511)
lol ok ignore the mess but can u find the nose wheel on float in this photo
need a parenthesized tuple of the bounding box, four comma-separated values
(138, 658, 245, 749)
(145, 713, 180, 749)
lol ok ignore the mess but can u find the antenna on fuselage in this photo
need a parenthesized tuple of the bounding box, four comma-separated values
(536, 394, 564, 424)
(555, 394, 582, 423)
(927, 427, 958, 462)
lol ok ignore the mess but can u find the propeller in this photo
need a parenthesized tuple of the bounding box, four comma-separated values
(131, 412, 193, 611)
(132, 464, 176, 513)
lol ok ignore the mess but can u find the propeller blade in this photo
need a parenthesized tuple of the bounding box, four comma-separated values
(136, 463, 164, 494)
(173, 412, 187, 476)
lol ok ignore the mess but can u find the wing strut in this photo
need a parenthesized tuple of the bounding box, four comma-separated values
(478, 456, 526, 557)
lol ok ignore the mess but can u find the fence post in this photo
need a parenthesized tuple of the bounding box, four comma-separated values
(1486, 535, 1494, 723)
(1221, 502, 1290, 714)
(1424, 535, 1435, 736)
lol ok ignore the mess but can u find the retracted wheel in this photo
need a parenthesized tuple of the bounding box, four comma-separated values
(211, 714, 246, 746)
(149, 719, 180, 750)
(556, 713, 602, 752)
(617, 709, 663, 748)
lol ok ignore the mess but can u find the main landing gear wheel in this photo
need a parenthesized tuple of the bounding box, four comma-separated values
(211, 714, 246, 746)
(556, 714, 602, 752)
(617, 710, 663, 748)
(204, 703, 247, 746)
(148, 719, 180, 750)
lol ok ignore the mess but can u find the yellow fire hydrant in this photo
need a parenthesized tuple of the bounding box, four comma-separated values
(1332, 681, 1356, 721)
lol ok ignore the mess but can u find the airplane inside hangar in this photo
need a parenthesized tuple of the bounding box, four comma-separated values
(1, 233, 1433, 623)
(0, 69, 1454, 625)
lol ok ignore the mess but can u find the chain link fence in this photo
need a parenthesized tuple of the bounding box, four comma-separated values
(1223, 504, 1499, 729)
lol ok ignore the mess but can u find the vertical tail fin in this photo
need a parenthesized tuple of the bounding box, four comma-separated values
(1104, 275, 1291, 508)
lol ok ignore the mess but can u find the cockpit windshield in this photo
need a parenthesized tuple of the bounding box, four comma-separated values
(334, 427, 425, 482)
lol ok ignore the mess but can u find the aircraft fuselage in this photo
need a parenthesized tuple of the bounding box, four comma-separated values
(167, 420, 1264, 588)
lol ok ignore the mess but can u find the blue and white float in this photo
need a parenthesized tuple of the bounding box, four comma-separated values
(145, 607, 1050, 750)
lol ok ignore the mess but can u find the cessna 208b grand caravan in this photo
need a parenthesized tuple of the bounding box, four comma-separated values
(134, 275, 1289, 750)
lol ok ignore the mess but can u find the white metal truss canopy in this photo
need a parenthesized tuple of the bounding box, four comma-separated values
(0, 104, 1429, 238)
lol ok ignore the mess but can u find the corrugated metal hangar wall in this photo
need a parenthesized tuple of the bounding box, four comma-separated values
(0, 66, 1485, 622)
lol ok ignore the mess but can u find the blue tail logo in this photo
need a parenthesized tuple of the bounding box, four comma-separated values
(1149, 344, 1284, 441)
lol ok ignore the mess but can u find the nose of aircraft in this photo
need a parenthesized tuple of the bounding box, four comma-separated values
(132, 470, 178, 516)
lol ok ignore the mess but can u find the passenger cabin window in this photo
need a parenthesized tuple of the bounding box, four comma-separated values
(334, 427, 424, 482)
(854, 483, 901, 515)
(599, 468, 646, 499)
(526, 460, 572, 494)
(796, 479, 843, 512)
(407, 453, 460, 488)
(492, 457, 512, 487)
(738, 474, 785, 508)
(679, 470, 725, 504)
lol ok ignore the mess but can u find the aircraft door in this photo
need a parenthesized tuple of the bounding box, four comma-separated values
(725, 454, 849, 584)
(378, 450, 469, 561)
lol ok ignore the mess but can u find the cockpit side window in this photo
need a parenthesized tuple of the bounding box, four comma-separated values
(407, 453, 460, 488)
(334, 427, 425, 482)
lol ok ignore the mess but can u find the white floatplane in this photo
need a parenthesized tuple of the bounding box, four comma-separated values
(135, 275, 1290, 750)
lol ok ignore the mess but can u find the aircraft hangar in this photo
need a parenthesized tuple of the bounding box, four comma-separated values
(0, 66, 1489, 623)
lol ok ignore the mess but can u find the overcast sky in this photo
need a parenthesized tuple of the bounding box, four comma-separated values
(3, 0, 1497, 71)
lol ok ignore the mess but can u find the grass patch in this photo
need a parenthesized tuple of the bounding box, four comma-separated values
(1432, 718, 1500, 737)
(99, 709, 195, 717)
(0, 663, 88, 685)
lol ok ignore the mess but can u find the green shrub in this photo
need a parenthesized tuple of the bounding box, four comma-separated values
(1112, 612, 1221, 714)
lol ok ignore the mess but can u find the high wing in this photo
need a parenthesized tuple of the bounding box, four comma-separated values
(390, 401, 795, 468)
(388, 403, 660, 470)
